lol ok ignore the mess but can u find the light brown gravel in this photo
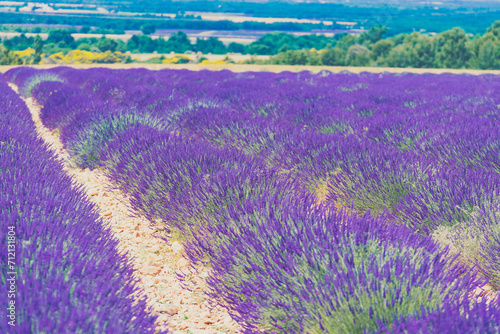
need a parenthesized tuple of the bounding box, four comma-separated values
(12, 83, 242, 334)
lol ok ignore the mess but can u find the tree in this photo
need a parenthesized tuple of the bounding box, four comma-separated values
(97, 38, 118, 52)
(398, 32, 436, 68)
(3, 34, 33, 51)
(486, 20, 500, 38)
(166, 31, 192, 53)
(435, 28, 470, 69)
(370, 39, 394, 60)
(245, 43, 272, 55)
(246, 32, 334, 55)
(140, 23, 156, 35)
(271, 50, 309, 65)
(0, 44, 21, 65)
(195, 37, 226, 54)
(346, 44, 371, 66)
(77, 43, 91, 51)
(383, 44, 412, 68)
(80, 26, 91, 34)
(278, 43, 289, 53)
(137, 35, 157, 53)
(468, 20, 500, 69)
(32, 36, 43, 64)
(227, 42, 245, 54)
(321, 47, 345, 66)
(391, 34, 406, 46)
(308, 51, 322, 65)
(336, 34, 358, 51)
(47, 29, 75, 48)
(477, 41, 500, 69)
(359, 25, 387, 45)
(126, 35, 140, 52)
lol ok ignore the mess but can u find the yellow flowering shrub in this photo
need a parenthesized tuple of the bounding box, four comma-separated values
(42, 50, 130, 64)
(162, 56, 179, 64)
(199, 59, 227, 65)
(14, 48, 36, 58)
(161, 55, 191, 64)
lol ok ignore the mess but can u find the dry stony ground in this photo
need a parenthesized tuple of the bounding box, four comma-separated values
(2, 64, 500, 75)
(11, 83, 242, 334)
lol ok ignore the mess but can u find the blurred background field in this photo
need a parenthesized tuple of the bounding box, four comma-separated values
(0, 1, 499, 69)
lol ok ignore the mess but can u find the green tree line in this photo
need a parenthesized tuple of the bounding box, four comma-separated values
(1, 21, 500, 69)
(0, 28, 342, 56)
(254, 22, 500, 70)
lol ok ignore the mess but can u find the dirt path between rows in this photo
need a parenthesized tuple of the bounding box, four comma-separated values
(12, 84, 242, 334)
(2, 64, 500, 75)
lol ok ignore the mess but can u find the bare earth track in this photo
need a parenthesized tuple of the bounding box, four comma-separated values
(2, 63, 500, 75)
(11, 83, 242, 334)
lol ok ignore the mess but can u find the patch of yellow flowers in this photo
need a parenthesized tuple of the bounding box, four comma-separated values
(199, 59, 227, 65)
(13, 47, 237, 65)
(13, 47, 36, 58)
(161, 55, 192, 64)
(41, 50, 130, 64)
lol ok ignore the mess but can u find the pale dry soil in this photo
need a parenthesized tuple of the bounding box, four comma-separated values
(2, 63, 500, 75)
(13, 83, 242, 334)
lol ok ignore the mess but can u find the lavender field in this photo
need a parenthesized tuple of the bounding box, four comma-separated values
(3, 67, 500, 333)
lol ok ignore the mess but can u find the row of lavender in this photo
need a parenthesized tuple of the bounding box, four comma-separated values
(0, 74, 162, 333)
(7, 67, 500, 333)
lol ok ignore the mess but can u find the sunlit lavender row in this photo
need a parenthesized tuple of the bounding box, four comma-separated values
(6, 67, 500, 333)
(0, 74, 162, 333)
